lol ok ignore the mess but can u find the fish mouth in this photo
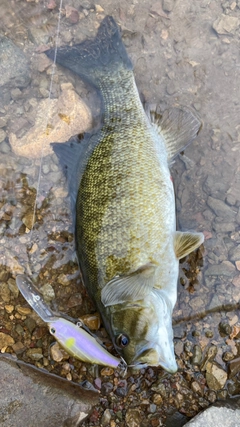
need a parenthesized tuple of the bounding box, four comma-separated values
(130, 359, 178, 373)
(130, 348, 178, 373)
(157, 358, 178, 374)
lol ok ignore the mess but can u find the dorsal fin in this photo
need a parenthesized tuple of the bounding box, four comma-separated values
(146, 105, 202, 163)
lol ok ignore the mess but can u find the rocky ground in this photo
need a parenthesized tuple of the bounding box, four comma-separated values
(0, 0, 240, 426)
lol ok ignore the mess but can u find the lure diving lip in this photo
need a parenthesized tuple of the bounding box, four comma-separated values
(16, 274, 125, 368)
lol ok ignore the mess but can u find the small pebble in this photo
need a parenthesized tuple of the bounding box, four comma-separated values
(58, 273, 71, 286)
(80, 312, 101, 331)
(0, 117, 7, 128)
(219, 321, 232, 336)
(206, 390, 217, 403)
(15, 324, 24, 336)
(66, 373, 72, 381)
(152, 393, 163, 405)
(206, 363, 227, 390)
(95, 4, 104, 13)
(22, 211, 34, 230)
(39, 283, 55, 302)
(222, 351, 235, 362)
(26, 348, 43, 361)
(24, 317, 37, 334)
(0, 332, 15, 350)
(16, 305, 32, 316)
(101, 409, 111, 427)
(166, 81, 176, 95)
(62, 362, 71, 371)
(230, 324, 240, 339)
(5, 304, 14, 314)
(125, 408, 142, 427)
(101, 367, 114, 376)
(235, 260, 240, 271)
(148, 403, 157, 413)
(217, 390, 228, 400)
(163, 0, 174, 12)
(0, 283, 11, 303)
(101, 381, 113, 395)
(50, 342, 65, 362)
(94, 377, 101, 390)
(115, 379, 127, 397)
(8, 279, 20, 298)
(116, 411, 123, 421)
(12, 341, 26, 354)
(0, 129, 6, 142)
(11, 88, 22, 100)
(0, 270, 9, 282)
(65, 5, 79, 24)
(205, 329, 213, 338)
(191, 381, 203, 396)
(47, 0, 57, 9)
(29, 243, 38, 254)
(191, 345, 203, 365)
(228, 357, 240, 378)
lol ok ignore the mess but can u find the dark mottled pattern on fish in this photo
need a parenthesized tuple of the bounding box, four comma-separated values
(46, 16, 203, 371)
(76, 69, 172, 304)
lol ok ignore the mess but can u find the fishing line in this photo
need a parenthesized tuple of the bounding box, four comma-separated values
(29, 0, 64, 246)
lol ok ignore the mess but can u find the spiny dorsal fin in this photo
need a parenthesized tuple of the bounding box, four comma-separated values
(101, 263, 157, 307)
(174, 231, 204, 260)
(146, 105, 202, 163)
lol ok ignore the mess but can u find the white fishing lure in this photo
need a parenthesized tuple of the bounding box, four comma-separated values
(16, 275, 124, 368)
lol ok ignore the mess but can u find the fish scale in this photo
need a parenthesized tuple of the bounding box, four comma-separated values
(46, 16, 204, 372)
(78, 120, 172, 287)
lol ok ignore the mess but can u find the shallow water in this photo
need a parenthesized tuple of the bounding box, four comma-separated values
(0, 0, 240, 425)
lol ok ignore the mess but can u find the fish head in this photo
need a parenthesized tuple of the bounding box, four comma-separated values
(106, 291, 178, 373)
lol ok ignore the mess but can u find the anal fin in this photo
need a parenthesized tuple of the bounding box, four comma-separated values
(174, 231, 204, 260)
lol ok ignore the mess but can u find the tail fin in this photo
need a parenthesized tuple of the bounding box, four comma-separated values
(45, 16, 132, 88)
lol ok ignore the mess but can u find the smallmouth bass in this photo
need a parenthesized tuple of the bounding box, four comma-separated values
(46, 16, 204, 372)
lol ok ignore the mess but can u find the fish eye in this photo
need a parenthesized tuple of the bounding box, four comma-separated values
(50, 327, 56, 334)
(115, 333, 129, 348)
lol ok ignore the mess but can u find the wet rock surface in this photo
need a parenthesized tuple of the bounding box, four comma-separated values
(0, 354, 99, 427)
(0, 0, 240, 426)
(185, 397, 240, 426)
(213, 14, 240, 35)
(9, 83, 92, 158)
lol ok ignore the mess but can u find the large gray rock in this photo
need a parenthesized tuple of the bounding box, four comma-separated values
(184, 398, 240, 426)
(0, 354, 99, 427)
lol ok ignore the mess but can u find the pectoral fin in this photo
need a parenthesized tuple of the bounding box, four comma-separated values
(146, 105, 202, 164)
(101, 263, 157, 307)
(174, 231, 204, 260)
